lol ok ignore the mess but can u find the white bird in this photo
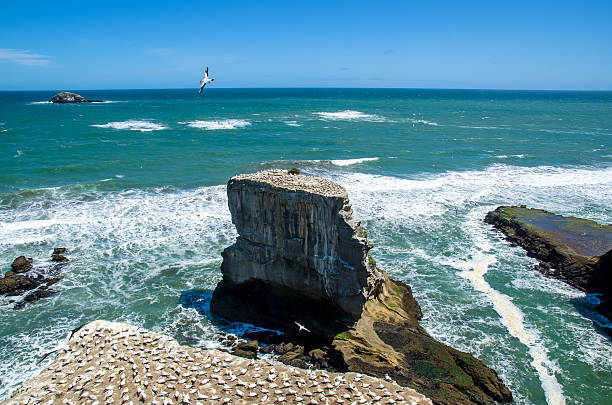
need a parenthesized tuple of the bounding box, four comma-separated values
(294, 321, 311, 333)
(198, 67, 215, 94)
(38, 331, 71, 364)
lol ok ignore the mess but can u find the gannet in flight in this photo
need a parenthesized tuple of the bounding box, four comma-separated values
(37, 331, 71, 364)
(294, 321, 311, 333)
(198, 67, 215, 94)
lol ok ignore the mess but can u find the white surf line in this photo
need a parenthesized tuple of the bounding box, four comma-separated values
(460, 254, 566, 405)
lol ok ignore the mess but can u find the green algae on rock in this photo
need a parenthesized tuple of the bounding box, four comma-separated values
(485, 206, 612, 332)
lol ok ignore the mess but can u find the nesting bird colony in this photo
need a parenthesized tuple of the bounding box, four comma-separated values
(4, 320, 431, 405)
(232, 170, 349, 198)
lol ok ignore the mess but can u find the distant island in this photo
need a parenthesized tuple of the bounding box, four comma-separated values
(49, 91, 104, 103)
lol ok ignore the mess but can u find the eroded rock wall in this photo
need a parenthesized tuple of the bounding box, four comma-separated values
(219, 170, 383, 317)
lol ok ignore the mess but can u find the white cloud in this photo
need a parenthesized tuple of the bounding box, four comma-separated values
(0, 49, 50, 66)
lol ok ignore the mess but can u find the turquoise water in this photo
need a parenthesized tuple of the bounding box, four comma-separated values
(1, 89, 611, 404)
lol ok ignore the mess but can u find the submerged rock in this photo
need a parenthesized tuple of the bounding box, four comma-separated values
(485, 206, 612, 334)
(49, 91, 103, 103)
(211, 170, 512, 405)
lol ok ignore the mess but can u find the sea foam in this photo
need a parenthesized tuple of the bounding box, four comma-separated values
(330, 157, 379, 166)
(406, 118, 440, 126)
(91, 120, 166, 132)
(314, 110, 385, 122)
(180, 119, 251, 130)
(459, 210, 566, 405)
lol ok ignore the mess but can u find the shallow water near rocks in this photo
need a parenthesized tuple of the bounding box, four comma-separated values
(1, 89, 611, 404)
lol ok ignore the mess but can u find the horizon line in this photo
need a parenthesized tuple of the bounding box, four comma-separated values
(2, 86, 612, 92)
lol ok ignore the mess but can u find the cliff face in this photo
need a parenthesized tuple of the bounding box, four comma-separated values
(219, 170, 383, 318)
(211, 170, 512, 405)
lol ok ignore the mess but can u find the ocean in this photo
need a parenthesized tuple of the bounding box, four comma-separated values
(0, 88, 611, 404)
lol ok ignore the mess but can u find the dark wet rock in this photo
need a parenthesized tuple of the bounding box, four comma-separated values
(49, 91, 103, 103)
(11, 256, 33, 273)
(0, 271, 36, 294)
(485, 206, 612, 336)
(53, 247, 67, 254)
(211, 170, 512, 405)
(231, 340, 259, 359)
(2, 253, 67, 307)
(309, 348, 325, 360)
(51, 253, 69, 262)
(259, 344, 275, 354)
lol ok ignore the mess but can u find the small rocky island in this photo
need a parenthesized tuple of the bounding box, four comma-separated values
(211, 170, 512, 405)
(485, 206, 612, 333)
(49, 91, 103, 103)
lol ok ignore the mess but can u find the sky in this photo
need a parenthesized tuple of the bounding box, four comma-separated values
(1, 1, 611, 90)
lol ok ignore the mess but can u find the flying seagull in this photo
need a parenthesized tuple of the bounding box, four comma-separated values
(294, 321, 311, 333)
(198, 67, 215, 94)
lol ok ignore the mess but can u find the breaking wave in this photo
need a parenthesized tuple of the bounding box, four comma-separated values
(180, 119, 251, 130)
(91, 120, 166, 132)
(313, 110, 385, 122)
(406, 118, 440, 126)
(330, 157, 379, 166)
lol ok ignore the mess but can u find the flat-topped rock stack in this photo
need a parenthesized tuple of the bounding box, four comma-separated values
(213, 169, 384, 323)
(211, 170, 512, 405)
(4, 320, 432, 405)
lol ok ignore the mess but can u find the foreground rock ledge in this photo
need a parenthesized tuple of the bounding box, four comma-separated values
(3, 320, 431, 405)
(485, 206, 612, 332)
(211, 170, 512, 405)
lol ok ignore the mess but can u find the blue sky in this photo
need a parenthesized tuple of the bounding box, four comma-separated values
(1, 1, 611, 90)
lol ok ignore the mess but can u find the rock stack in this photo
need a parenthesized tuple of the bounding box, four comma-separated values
(212, 169, 383, 329)
(211, 170, 512, 405)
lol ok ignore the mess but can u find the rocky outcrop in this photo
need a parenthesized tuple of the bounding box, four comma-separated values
(485, 206, 612, 333)
(11, 256, 33, 273)
(1, 249, 69, 307)
(214, 170, 384, 320)
(49, 91, 103, 103)
(211, 170, 512, 405)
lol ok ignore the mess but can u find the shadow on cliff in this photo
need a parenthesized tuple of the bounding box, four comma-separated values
(571, 294, 612, 341)
(179, 289, 284, 337)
